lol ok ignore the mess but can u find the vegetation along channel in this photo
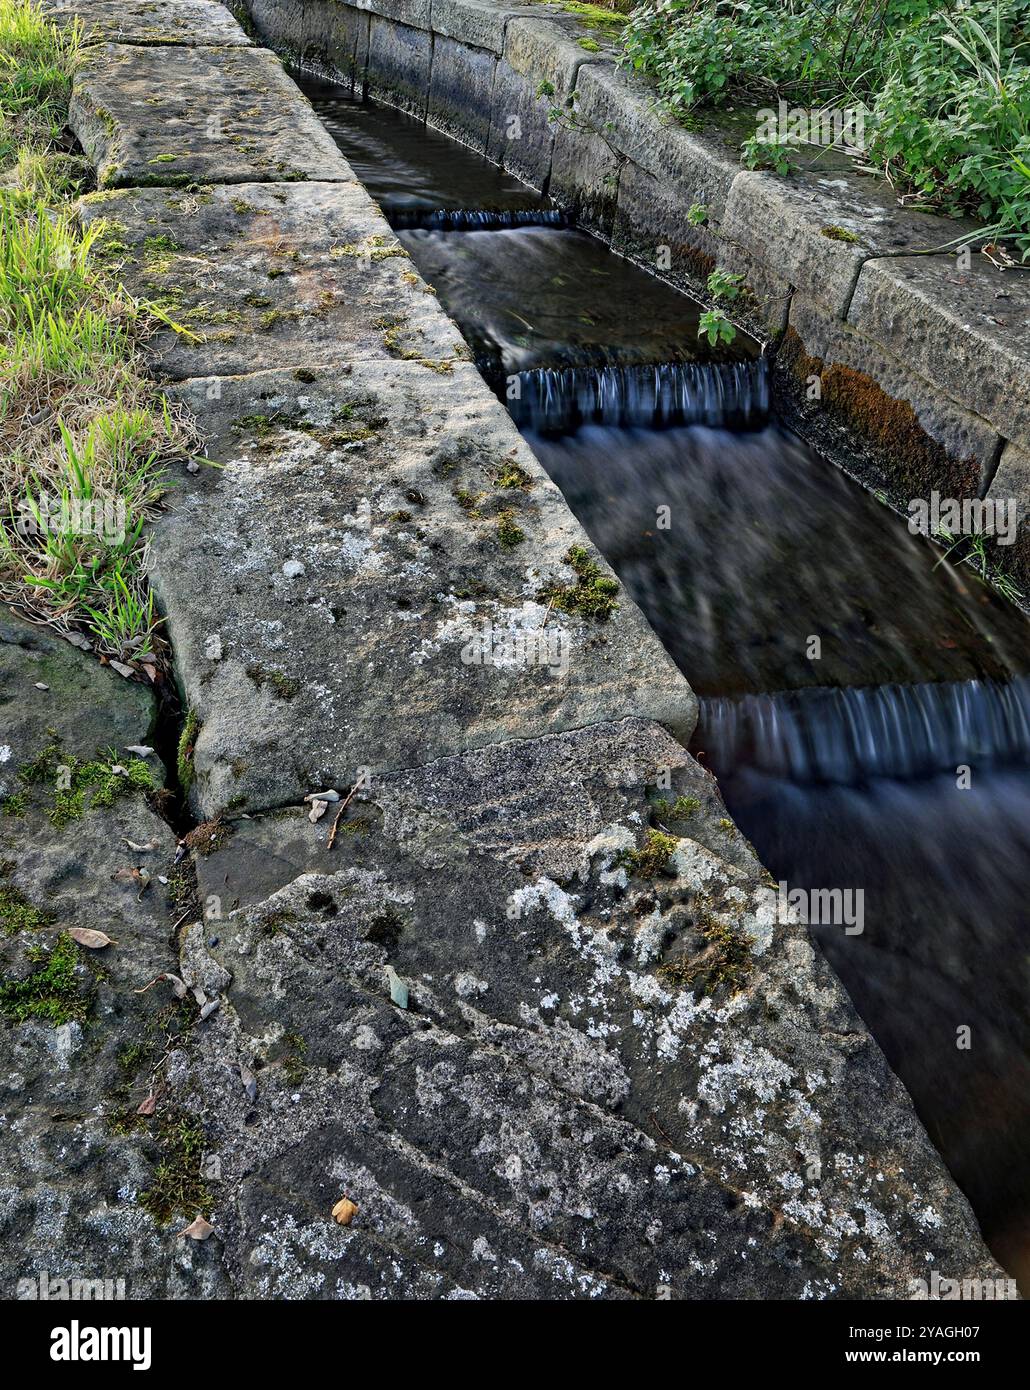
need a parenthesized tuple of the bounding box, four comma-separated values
(307, 74, 1030, 1288)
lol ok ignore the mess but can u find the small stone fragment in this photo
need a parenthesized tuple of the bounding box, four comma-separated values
(282, 560, 306, 578)
(386, 966, 409, 1010)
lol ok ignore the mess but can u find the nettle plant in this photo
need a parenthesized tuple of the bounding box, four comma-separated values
(623, 0, 1030, 260)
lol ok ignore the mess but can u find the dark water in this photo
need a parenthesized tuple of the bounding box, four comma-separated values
(304, 77, 1030, 1285)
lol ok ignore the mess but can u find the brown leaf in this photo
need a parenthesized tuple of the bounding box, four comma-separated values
(176, 1215, 214, 1241)
(67, 927, 116, 950)
(137, 1093, 157, 1116)
(332, 1197, 358, 1226)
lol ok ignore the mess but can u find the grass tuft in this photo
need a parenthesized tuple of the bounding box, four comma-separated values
(0, 0, 200, 658)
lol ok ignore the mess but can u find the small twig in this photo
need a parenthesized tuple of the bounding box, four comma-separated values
(326, 779, 362, 850)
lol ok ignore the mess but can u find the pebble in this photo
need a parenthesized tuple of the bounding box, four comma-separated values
(282, 560, 306, 578)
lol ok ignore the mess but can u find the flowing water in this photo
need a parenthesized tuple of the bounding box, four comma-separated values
(304, 77, 1030, 1285)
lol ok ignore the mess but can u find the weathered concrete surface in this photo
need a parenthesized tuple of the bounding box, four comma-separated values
(152, 363, 695, 816)
(779, 297, 1004, 504)
(166, 720, 1002, 1298)
(0, 615, 226, 1298)
(849, 254, 1030, 456)
(24, 0, 1016, 1300)
(69, 42, 352, 188)
(44, 0, 252, 46)
(79, 181, 465, 379)
(231, 0, 370, 90)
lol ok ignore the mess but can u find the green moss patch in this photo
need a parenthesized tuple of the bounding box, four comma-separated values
(16, 744, 154, 828)
(659, 914, 754, 997)
(624, 829, 678, 877)
(0, 933, 89, 1025)
(139, 1113, 210, 1225)
(0, 866, 53, 936)
(538, 545, 619, 620)
(177, 710, 199, 793)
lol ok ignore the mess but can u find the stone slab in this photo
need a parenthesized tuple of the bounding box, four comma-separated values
(781, 295, 1004, 504)
(430, 0, 542, 56)
(721, 167, 986, 328)
(69, 42, 352, 188)
(44, 0, 252, 46)
(0, 612, 157, 789)
(849, 253, 1030, 455)
(238, 0, 370, 91)
(151, 362, 695, 817)
(78, 182, 466, 380)
(426, 31, 497, 153)
(365, 16, 433, 118)
(169, 719, 1002, 1297)
(0, 618, 224, 1298)
(487, 17, 611, 189)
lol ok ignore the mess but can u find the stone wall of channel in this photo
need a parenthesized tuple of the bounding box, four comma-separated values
(230, 0, 1030, 604)
(0, 0, 1007, 1301)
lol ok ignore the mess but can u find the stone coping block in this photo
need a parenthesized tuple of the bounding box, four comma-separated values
(849, 254, 1030, 455)
(78, 182, 466, 380)
(355, 0, 433, 30)
(486, 16, 612, 187)
(567, 63, 740, 211)
(785, 296, 1004, 502)
(721, 167, 984, 326)
(44, 0, 252, 46)
(171, 719, 1001, 1297)
(153, 363, 695, 816)
(70, 42, 353, 188)
(430, 0, 550, 56)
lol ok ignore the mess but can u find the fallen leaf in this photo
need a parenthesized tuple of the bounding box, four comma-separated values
(67, 927, 116, 950)
(163, 972, 188, 999)
(176, 1215, 214, 1241)
(34, 682, 49, 691)
(109, 660, 135, 679)
(304, 789, 340, 803)
(308, 799, 328, 823)
(199, 998, 220, 1021)
(332, 1197, 358, 1226)
(125, 745, 154, 757)
(137, 1093, 157, 1116)
(124, 838, 161, 853)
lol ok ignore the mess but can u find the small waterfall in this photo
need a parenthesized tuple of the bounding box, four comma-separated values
(508, 360, 769, 433)
(389, 207, 569, 231)
(701, 677, 1030, 784)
